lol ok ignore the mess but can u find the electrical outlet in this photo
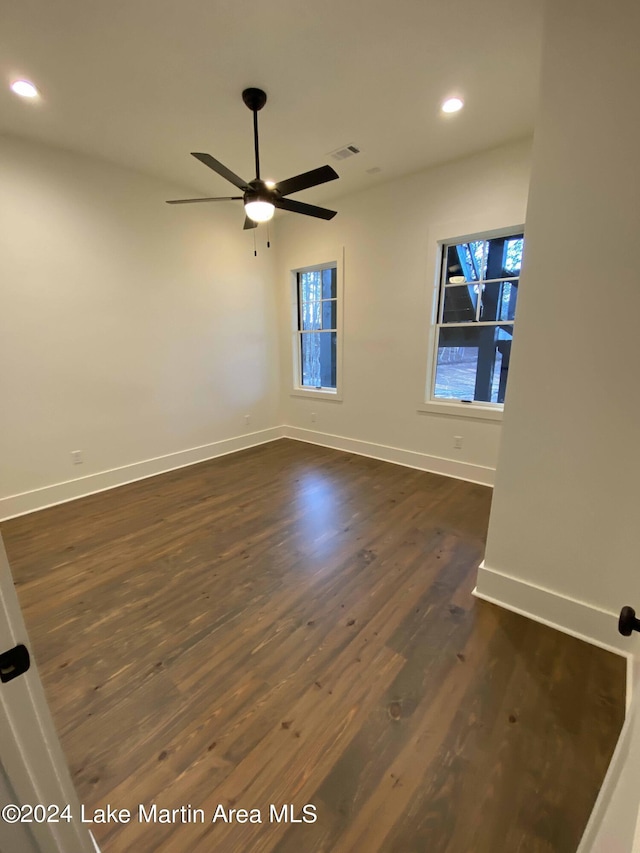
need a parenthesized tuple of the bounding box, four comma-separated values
(311, 412, 317, 423)
(71, 450, 83, 465)
(244, 414, 251, 426)
(453, 436, 463, 450)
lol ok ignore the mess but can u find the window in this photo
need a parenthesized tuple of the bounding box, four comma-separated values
(295, 264, 338, 392)
(429, 231, 524, 409)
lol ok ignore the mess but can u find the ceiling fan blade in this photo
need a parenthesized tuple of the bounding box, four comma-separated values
(275, 165, 339, 197)
(191, 152, 249, 190)
(166, 196, 243, 204)
(274, 197, 337, 220)
(243, 216, 258, 230)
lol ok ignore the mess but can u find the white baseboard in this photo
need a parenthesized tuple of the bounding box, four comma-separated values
(0, 425, 494, 521)
(282, 426, 495, 487)
(0, 427, 284, 521)
(474, 561, 636, 673)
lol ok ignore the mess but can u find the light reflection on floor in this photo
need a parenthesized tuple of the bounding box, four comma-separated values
(292, 469, 343, 563)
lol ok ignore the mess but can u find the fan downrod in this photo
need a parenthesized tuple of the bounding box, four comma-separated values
(242, 88, 267, 112)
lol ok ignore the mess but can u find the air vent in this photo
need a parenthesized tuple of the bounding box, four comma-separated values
(329, 144, 361, 161)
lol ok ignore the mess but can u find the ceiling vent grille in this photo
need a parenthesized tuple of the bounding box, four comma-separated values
(329, 144, 361, 161)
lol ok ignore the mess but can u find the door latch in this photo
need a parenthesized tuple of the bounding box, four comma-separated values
(0, 644, 31, 683)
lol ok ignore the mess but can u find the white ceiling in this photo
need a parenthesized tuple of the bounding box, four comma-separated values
(0, 0, 543, 206)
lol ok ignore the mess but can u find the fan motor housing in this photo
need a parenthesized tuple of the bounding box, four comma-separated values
(244, 178, 278, 204)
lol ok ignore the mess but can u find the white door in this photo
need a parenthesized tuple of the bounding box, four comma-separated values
(578, 657, 640, 853)
(0, 534, 96, 853)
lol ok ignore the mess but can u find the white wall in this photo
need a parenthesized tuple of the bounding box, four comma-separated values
(0, 133, 532, 519)
(0, 134, 281, 518)
(477, 0, 640, 655)
(275, 139, 532, 484)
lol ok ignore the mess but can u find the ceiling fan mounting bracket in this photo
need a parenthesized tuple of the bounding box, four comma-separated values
(242, 88, 267, 112)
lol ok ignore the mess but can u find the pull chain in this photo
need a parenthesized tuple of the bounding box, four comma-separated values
(267, 222, 271, 249)
(253, 228, 257, 257)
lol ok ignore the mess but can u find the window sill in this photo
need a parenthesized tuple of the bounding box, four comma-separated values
(290, 387, 343, 402)
(417, 400, 503, 422)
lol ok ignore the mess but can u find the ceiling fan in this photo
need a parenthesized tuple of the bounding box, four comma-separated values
(167, 88, 340, 230)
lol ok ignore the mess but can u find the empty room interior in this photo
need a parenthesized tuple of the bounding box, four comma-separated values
(1, 0, 640, 851)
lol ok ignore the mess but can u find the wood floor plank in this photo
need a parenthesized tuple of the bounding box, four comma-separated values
(0, 439, 625, 853)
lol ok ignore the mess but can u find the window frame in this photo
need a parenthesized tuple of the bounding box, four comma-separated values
(290, 249, 344, 401)
(419, 222, 525, 422)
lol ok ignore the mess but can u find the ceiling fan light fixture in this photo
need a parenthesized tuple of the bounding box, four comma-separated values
(244, 199, 275, 222)
(167, 88, 339, 227)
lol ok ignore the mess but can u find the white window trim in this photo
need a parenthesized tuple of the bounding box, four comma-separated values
(417, 399, 504, 421)
(290, 248, 344, 401)
(419, 218, 525, 423)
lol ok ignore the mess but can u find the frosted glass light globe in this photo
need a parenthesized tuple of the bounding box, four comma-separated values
(245, 200, 275, 222)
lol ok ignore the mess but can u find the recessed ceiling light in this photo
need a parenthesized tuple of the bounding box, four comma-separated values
(10, 79, 39, 99)
(442, 97, 464, 114)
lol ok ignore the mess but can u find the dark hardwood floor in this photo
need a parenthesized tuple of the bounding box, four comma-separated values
(1, 439, 625, 852)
